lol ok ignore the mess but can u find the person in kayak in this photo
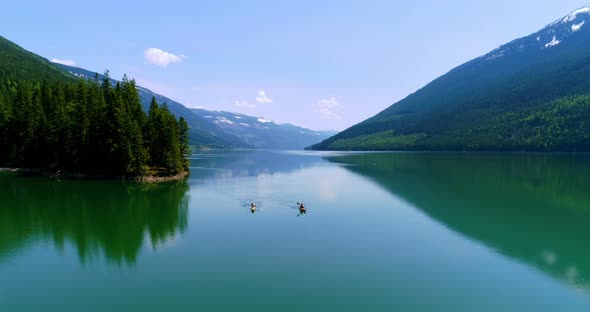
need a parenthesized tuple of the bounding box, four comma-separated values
(298, 202, 306, 214)
(250, 202, 256, 213)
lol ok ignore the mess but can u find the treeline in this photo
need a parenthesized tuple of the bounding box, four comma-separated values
(312, 95, 590, 151)
(0, 73, 190, 177)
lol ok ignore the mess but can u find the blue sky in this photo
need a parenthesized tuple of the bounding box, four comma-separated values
(1, 0, 586, 130)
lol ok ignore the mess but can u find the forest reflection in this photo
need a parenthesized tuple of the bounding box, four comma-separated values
(327, 152, 590, 291)
(0, 174, 189, 266)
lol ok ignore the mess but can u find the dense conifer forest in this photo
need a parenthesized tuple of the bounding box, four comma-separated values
(0, 73, 190, 177)
(0, 35, 190, 178)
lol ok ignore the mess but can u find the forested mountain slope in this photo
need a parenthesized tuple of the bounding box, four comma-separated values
(310, 6, 590, 151)
(0, 36, 74, 83)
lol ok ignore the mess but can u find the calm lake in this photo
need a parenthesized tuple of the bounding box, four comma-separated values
(1, 151, 590, 311)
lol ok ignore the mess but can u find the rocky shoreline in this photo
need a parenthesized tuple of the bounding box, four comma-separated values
(135, 171, 189, 183)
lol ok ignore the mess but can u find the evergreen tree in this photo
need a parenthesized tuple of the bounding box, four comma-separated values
(178, 116, 190, 170)
(0, 72, 190, 178)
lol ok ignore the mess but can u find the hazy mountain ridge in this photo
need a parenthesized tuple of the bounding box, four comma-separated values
(310, 5, 590, 151)
(58, 64, 335, 149)
(192, 109, 337, 149)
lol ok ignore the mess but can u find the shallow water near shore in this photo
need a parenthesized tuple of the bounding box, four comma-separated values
(1, 150, 590, 311)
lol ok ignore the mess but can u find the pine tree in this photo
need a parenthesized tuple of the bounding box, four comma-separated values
(178, 116, 190, 170)
(0, 91, 11, 163)
(0, 72, 189, 178)
(147, 96, 162, 168)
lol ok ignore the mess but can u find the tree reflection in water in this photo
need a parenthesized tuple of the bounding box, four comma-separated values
(0, 175, 189, 266)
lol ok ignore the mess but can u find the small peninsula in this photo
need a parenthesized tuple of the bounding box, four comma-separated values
(0, 68, 190, 181)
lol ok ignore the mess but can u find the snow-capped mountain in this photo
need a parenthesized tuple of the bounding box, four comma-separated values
(480, 5, 590, 62)
(192, 109, 337, 149)
(311, 5, 590, 151)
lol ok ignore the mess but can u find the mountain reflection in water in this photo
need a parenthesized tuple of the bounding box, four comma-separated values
(326, 152, 590, 291)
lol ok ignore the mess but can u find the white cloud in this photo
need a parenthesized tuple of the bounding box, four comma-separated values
(255, 91, 273, 104)
(317, 97, 341, 120)
(50, 58, 76, 66)
(234, 91, 274, 109)
(235, 100, 256, 109)
(144, 48, 186, 68)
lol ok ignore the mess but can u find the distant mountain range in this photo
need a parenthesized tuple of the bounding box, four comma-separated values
(0, 34, 335, 150)
(56, 64, 335, 150)
(192, 109, 337, 149)
(310, 6, 590, 151)
(55, 64, 247, 148)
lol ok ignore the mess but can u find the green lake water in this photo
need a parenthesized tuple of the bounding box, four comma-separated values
(1, 151, 590, 311)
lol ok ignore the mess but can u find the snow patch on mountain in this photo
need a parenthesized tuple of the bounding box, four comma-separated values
(545, 36, 561, 48)
(215, 117, 235, 125)
(485, 51, 505, 61)
(562, 6, 590, 23)
(572, 21, 585, 32)
(481, 46, 507, 61)
(479, 5, 590, 62)
(257, 118, 273, 123)
(69, 71, 88, 79)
